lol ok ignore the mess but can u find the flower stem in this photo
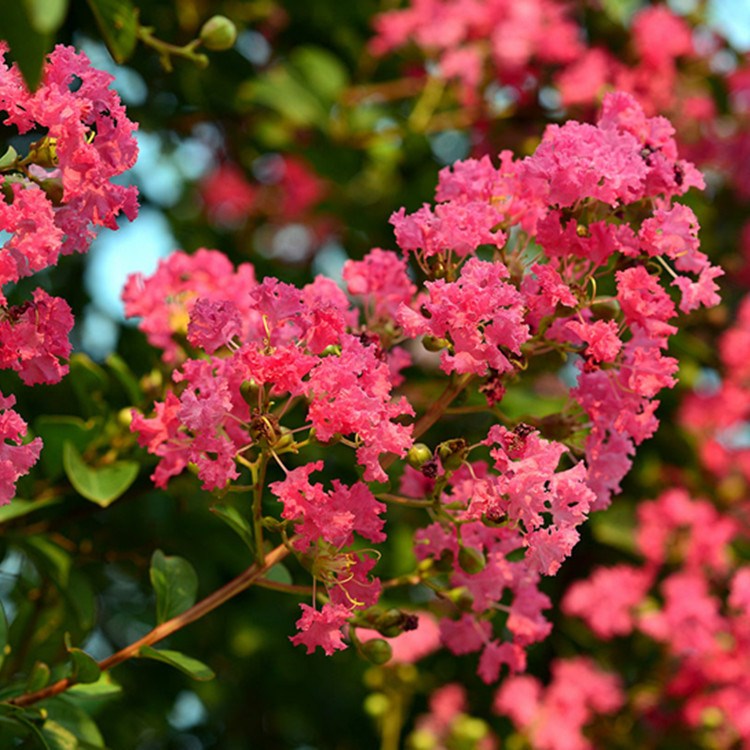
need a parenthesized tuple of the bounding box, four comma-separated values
(7, 542, 290, 708)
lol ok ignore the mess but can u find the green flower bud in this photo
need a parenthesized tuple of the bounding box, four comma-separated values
(199, 15, 238, 51)
(407, 443, 432, 468)
(447, 587, 474, 612)
(436, 438, 468, 471)
(40, 177, 64, 206)
(361, 638, 392, 665)
(458, 545, 486, 574)
(422, 335, 450, 352)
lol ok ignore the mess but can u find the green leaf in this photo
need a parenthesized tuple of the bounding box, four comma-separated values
(42, 721, 77, 750)
(63, 442, 138, 507)
(590, 502, 637, 554)
(27, 661, 51, 693)
(85, 0, 139, 63)
(42, 697, 106, 748)
(0, 145, 18, 170)
(35, 416, 102, 480)
(0, 600, 7, 672)
(24, 537, 72, 587)
(68, 355, 108, 418)
(104, 353, 143, 404)
(263, 563, 292, 586)
(240, 67, 328, 127)
(138, 646, 215, 681)
(210, 504, 255, 553)
(23, 0, 69, 34)
(289, 46, 348, 102)
(0, 497, 61, 524)
(1, 714, 51, 749)
(149, 550, 198, 624)
(0, 1, 51, 90)
(68, 673, 121, 699)
(64, 636, 101, 685)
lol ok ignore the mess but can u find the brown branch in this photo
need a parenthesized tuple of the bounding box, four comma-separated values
(8, 542, 290, 708)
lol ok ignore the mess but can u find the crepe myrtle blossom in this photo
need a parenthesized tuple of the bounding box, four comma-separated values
(0, 43, 139, 502)
(129, 93, 720, 674)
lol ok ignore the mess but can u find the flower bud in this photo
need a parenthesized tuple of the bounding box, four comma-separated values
(422, 335, 450, 352)
(458, 545, 486, 574)
(436, 438, 468, 471)
(40, 178, 64, 206)
(406, 443, 432, 468)
(447, 587, 474, 612)
(361, 638, 392, 665)
(199, 15, 238, 51)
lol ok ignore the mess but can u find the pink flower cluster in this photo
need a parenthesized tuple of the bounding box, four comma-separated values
(371, 0, 581, 106)
(403, 424, 594, 683)
(0, 44, 138, 504)
(129, 249, 413, 491)
(681, 295, 750, 482)
(392, 91, 720, 508)
(563, 485, 750, 746)
(0, 44, 138, 285)
(372, 1, 696, 120)
(199, 155, 326, 231)
(495, 657, 623, 750)
(130, 94, 719, 671)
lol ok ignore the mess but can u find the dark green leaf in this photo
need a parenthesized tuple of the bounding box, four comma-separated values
(85, 0, 139, 63)
(264, 563, 292, 586)
(64, 636, 101, 685)
(42, 697, 106, 748)
(590, 502, 637, 554)
(68, 356, 108, 418)
(138, 646, 215, 681)
(63, 442, 138, 507)
(23, 0, 69, 34)
(1, 714, 51, 749)
(68, 673, 121, 699)
(27, 661, 51, 693)
(0, 1, 51, 90)
(149, 550, 198, 624)
(35, 416, 102, 480)
(210, 504, 255, 553)
(105, 354, 143, 404)
(0, 497, 61, 524)
(24, 537, 71, 587)
(61, 571, 97, 636)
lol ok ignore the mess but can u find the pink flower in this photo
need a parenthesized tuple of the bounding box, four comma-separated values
(0, 290, 74, 385)
(0, 392, 42, 505)
(123, 249, 258, 362)
(563, 565, 653, 638)
(342, 248, 416, 323)
(290, 602, 351, 655)
(200, 163, 257, 227)
(566, 319, 622, 363)
(494, 657, 624, 750)
(397, 258, 529, 376)
(187, 298, 242, 354)
(269, 461, 386, 552)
